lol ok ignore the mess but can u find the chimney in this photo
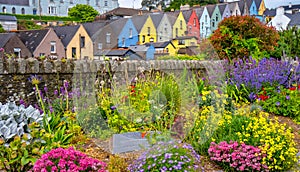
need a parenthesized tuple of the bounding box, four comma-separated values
(276, 6, 285, 15)
(289, 2, 292, 8)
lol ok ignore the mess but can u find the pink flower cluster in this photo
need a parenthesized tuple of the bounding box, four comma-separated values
(208, 141, 268, 171)
(33, 147, 107, 172)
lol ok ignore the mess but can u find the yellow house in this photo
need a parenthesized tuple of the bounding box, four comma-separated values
(258, 0, 266, 15)
(152, 41, 177, 56)
(53, 24, 93, 59)
(172, 11, 187, 38)
(132, 15, 157, 44)
(172, 36, 198, 49)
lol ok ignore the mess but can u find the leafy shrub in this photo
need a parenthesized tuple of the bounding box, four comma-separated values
(0, 102, 43, 143)
(210, 15, 279, 60)
(128, 141, 201, 172)
(33, 147, 107, 172)
(108, 155, 128, 172)
(271, 26, 300, 58)
(259, 86, 300, 120)
(208, 141, 268, 171)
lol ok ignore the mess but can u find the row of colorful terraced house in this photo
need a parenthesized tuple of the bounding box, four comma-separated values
(0, 0, 268, 60)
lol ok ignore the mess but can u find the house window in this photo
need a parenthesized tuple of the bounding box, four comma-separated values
(201, 22, 204, 30)
(236, 10, 238, 15)
(48, 6, 57, 14)
(12, 7, 16, 14)
(104, 1, 108, 6)
(50, 41, 56, 53)
(142, 35, 145, 43)
(179, 40, 185, 45)
(205, 15, 207, 23)
(212, 19, 215, 28)
(72, 47, 76, 58)
(96, 0, 99, 6)
(175, 28, 178, 37)
(193, 18, 196, 26)
(33, 8, 37, 15)
(70, 0, 73, 4)
(13, 48, 21, 58)
(106, 33, 111, 44)
(147, 27, 150, 36)
(180, 20, 183, 29)
(21, 8, 25, 14)
(50, 0, 54, 2)
(39, 53, 45, 57)
(160, 31, 163, 40)
(86, 0, 90, 5)
(98, 43, 102, 50)
(60, 0, 64, 3)
(122, 37, 125, 46)
(129, 28, 133, 38)
(2, 7, 6, 13)
(80, 36, 85, 48)
(32, 0, 36, 5)
(216, 15, 219, 22)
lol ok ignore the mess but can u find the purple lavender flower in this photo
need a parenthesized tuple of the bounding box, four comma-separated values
(44, 86, 48, 92)
(63, 80, 69, 88)
(54, 90, 58, 95)
(110, 106, 117, 110)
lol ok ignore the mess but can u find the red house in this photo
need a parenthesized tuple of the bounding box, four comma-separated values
(182, 9, 200, 43)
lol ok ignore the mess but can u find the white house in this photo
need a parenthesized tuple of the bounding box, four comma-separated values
(0, 15, 17, 31)
(268, 7, 291, 30)
(0, 0, 119, 16)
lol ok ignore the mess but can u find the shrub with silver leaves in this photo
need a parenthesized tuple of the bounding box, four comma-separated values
(0, 102, 44, 142)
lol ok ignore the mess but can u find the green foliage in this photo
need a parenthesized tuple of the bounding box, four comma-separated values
(259, 86, 300, 121)
(17, 20, 42, 30)
(165, 0, 218, 11)
(0, 12, 79, 22)
(270, 26, 300, 58)
(210, 15, 279, 61)
(68, 4, 99, 23)
(226, 84, 250, 103)
(0, 24, 5, 33)
(108, 155, 128, 172)
(0, 133, 41, 172)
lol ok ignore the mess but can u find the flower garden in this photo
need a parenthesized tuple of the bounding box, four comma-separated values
(0, 57, 299, 172)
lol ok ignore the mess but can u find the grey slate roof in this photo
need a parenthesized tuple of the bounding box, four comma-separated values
(166, 12, 179, 26)
(218, 3, 228, 16)
(246, 0, 253, 8)
(282, 4, 300, 11)
(100, 7, 151, 17)
(238, 0, 245, 13)
(0, 0, 29, 6)
(150, 41, 174, 48)
(17, 29, 49, 53)
(150, 13, 164, 28)
(182, 10, 192, 22)
(52, 25, 80, 47)
(0, 15, 17, 21)
(263, 8, 276, 17)
(174, 35, 198, 40)
(82, 21, 109, 37)
(287, 13, 300, 26)
(193, 6, 204, 19)
(254, 0, 262, 9)
(0, 33, 15, 48)
(129, 45, 149, 52)
(131, 15, 149, 32)
(110, 18, 129, 36)
(206, 5, 216, 17)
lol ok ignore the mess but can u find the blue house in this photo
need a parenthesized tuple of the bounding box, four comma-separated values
(248, 0, 258, 16)
(118, 18, 139, 48)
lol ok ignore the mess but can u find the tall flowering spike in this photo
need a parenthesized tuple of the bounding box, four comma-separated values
(29, 75, 42, 85)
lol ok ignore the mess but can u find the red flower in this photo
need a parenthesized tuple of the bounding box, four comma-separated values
(289, 87, 296, 91)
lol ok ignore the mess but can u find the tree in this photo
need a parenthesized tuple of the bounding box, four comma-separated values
(68, 4, 99, 23)
(0, 24, 5, 33)
(210, 15, 279, 60)
(164, 0, 218, 11)
(270, 26, 300, 58)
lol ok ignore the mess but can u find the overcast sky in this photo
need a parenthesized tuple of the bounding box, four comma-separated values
(118, 0, 300, 9)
